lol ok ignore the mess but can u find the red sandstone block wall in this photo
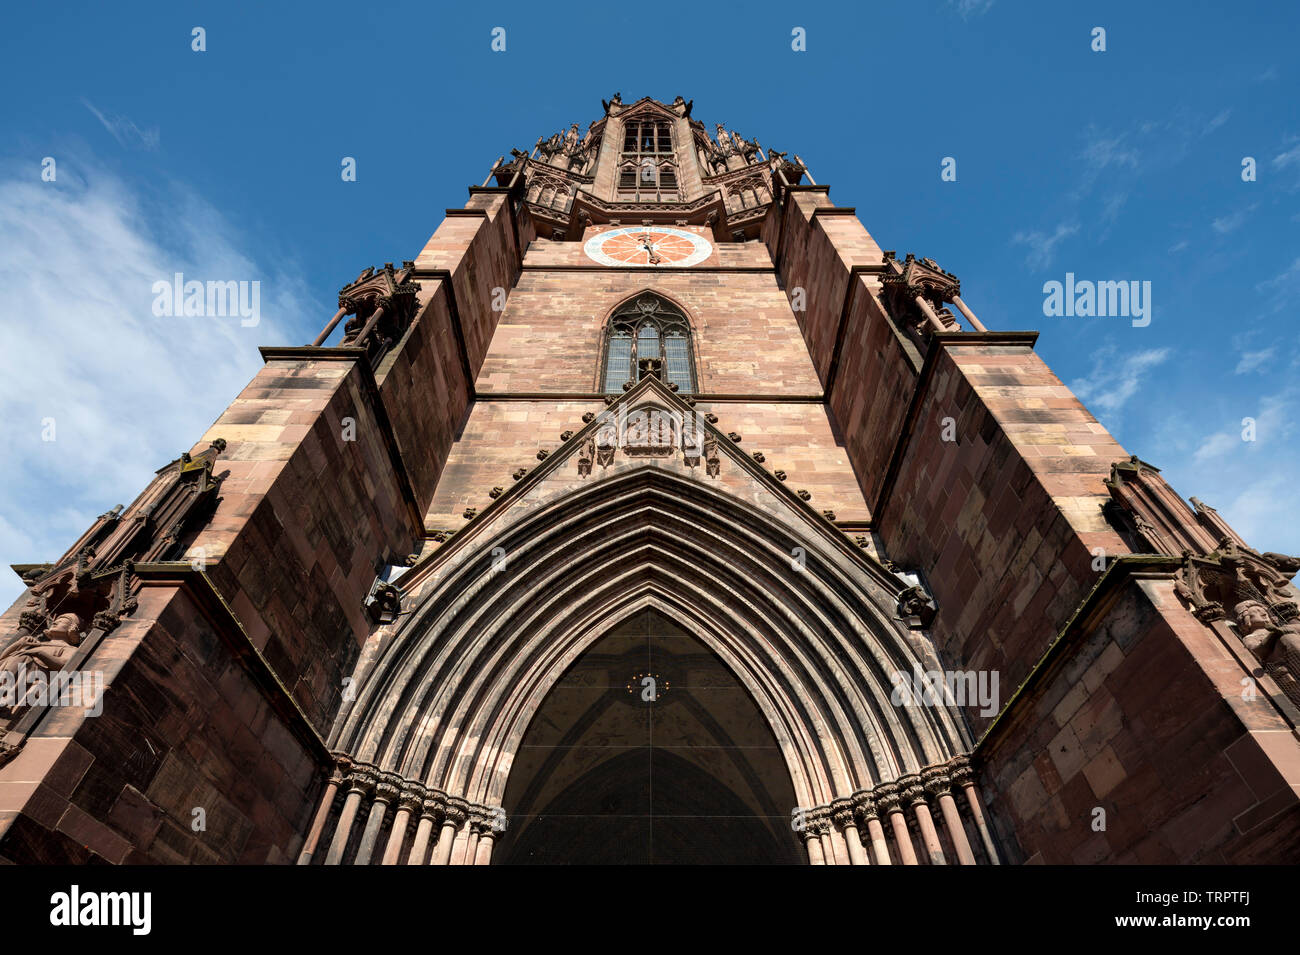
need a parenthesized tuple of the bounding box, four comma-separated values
(476, 270, 823, 396)
(827, 280, 921, 506)
(423, 399, 872, 532)
(982, 575, 1300, 863)
(191, 359, 419, 731)
(772, 192, 883, 385)
(0, 584, 319, 863)
(878, 343, 1129, 735)
(375, 283, 475, 514)
(413, 194, 527, 374)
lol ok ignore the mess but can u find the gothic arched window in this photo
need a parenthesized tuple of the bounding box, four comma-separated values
(601, 294, 695, 394)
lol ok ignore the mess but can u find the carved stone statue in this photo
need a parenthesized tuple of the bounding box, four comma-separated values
(714, 124, 734, 158)
(536, 132, 565, 163)
(1233, 598, 1300, 706)
(734, 133, 760, 164)
(1234, 599, 1277, 659)
(0, 612, 84, 680)
(563, 124, 581, 157)
(704, 436, 720, 478)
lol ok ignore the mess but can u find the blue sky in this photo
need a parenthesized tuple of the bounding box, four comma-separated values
(1, 0, 1297, 608)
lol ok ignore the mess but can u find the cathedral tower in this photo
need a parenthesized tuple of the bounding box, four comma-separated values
(2, 95, 1298, 865)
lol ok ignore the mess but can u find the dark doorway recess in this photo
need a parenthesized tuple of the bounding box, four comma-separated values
(493, 608, 803, 864)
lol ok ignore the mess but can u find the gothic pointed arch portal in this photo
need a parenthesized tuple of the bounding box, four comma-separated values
(298, 384, 1001, 865)
(491, 607, 805, 865)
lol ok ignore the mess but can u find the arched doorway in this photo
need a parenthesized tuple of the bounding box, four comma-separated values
(493, 608, 804, 864)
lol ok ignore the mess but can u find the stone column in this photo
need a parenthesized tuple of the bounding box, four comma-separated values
(353, 773, 402, 866)
(901, 773, 946, 865)
(815, 809, 837, 864)
(432, 799, 468, 865)
(311, 302, 351, 347)
(804, 820, 827, 865)
(324, 766, 375, 865)
(852, 792, 892, 865)
(951, 757, 1000, 864)
(296, 756, 350, 865)
(407, 794, 445, 865)
(925, 766, 976, 865)
(874, 782, 918, 865)
(951, 294, 987, 332)
(473, 806, 506, 865)
(797, 808, 829, 865)
(831, 799, 868, 865)
(455, 807, 485, 866)
(381, 784, 424, 865)
(913, 294, 947, 333)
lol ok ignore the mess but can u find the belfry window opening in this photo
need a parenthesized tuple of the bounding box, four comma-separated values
(619, 118, 677, 201)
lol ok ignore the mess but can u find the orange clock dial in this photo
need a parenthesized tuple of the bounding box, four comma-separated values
(584, 226, 712, 267)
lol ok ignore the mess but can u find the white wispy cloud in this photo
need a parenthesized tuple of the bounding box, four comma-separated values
(1081, 128, 1140, 172)
(1011, 221, 1078, 270)
(1163, 384, 1300, 555)
(1070, 346, 1171, 416)
(1234, 347, 1275, 374)
(1257, 257, 1300, 312)
(1192, 386, 1297, 464)
(0, 152, 308, 609)
(1203, 110, 1231, 135)
(1212, 203, 1257, 234)
(1272, 142, 1300, 170)
(82, 99, 160, 151)
(948, 0, 995, 17)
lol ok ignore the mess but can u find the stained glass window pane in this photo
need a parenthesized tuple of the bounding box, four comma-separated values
(604, 333, 632, 392)
(636, 324, 659, 380)
(664, 332, 692, 392)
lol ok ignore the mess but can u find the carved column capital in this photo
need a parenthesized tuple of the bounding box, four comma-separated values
(398, 782, 427, 814)
(345, 765, 378, 797)
(805, 807, 832, 836)
(327, 753, 354, 787)
(872, 780, 902, 814)
(850, 789, 878, 824)
(922, 765, 953, 798)
(897, 773, 927, 807)
(830, 798, 856, 831)
(948, 755, 976, 787)
(442, 797, 470, 827)
(373, 771, 404, 805)
(420, 792, 447, 823)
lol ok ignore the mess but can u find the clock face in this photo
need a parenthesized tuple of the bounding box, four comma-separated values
(584, 226, 713, 268)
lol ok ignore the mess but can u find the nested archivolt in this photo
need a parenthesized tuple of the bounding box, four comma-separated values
(328, 469, 972, 811)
